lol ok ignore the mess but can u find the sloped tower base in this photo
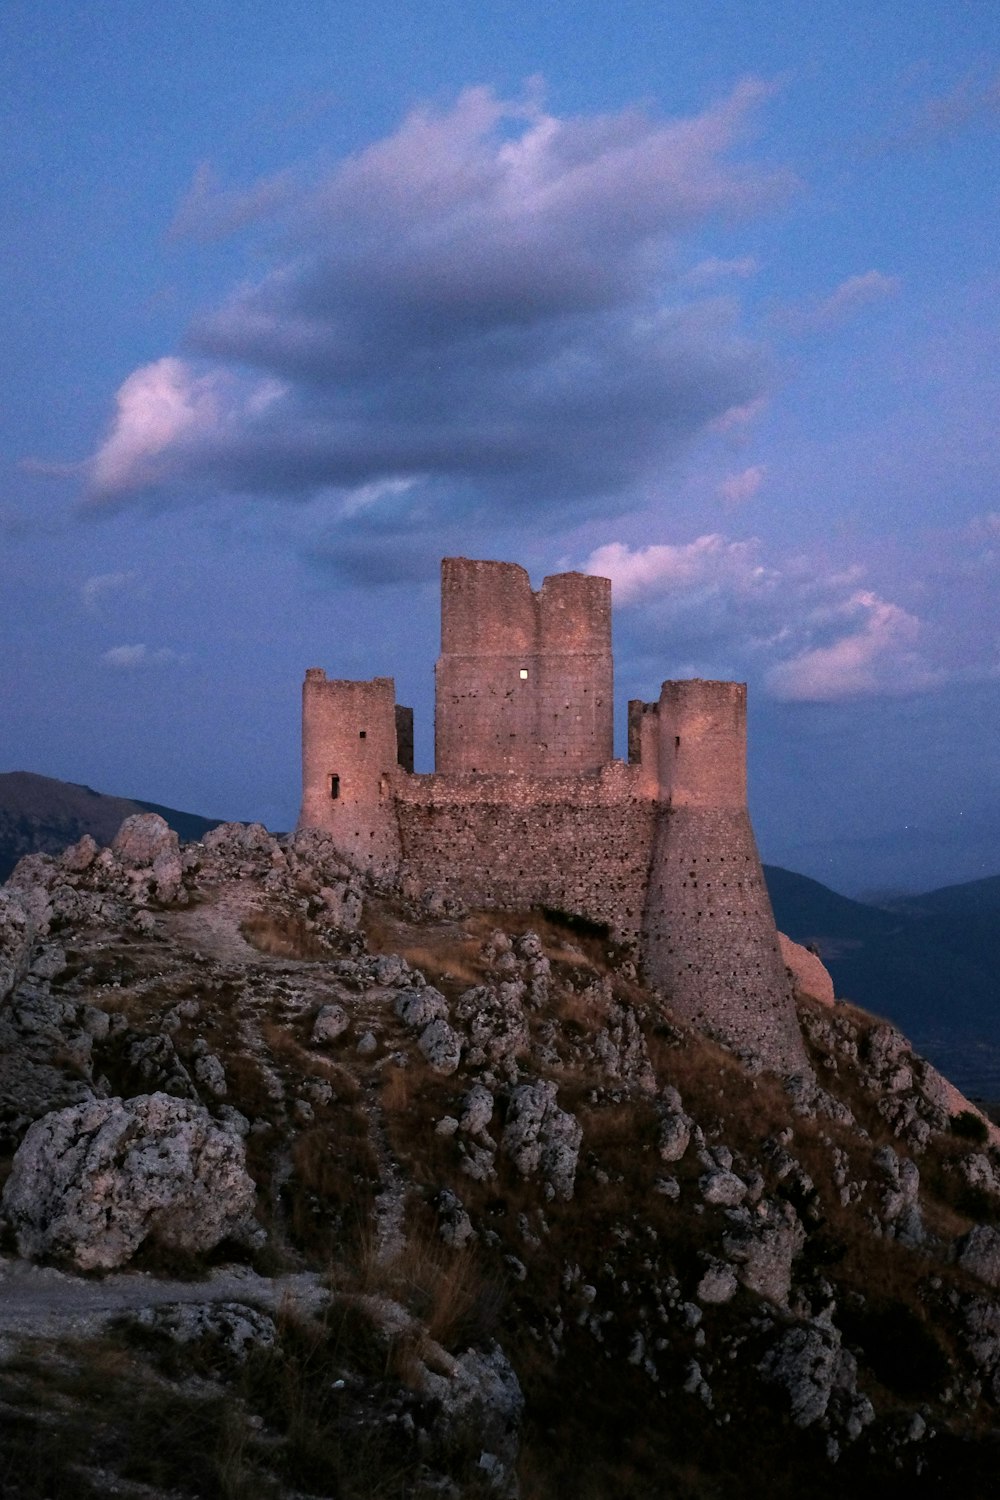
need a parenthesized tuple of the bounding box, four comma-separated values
(642, 805, 808, 1074)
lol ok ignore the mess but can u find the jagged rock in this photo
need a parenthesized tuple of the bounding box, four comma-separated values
(454, 982, 529, 1076)
(722, 1199, 805, 1306)
(395, 986, 449, 1029)
(501, 1081, 582, 1201)
(125, 1033, 196, 1098)
(958, 1152, 1000, 1199)
(311, 1002, 350, 1045)
(418, 1341, 524, 1497)
(60, 833, 99, 873)
(697, 1259, 738, 1304)
(0, 889, 32, 1003)
(417, 1018, 463, 1075)
(758, 1320, 872, 1437)
(657, 1086, 693, 1163)
(700, 1170, 747, 1207)
(131, 1301, 277, 1361)
(958, 1225, 1000, 1289)
(873, 1144, 923, 1243)
(1, 1091, 260, 1271)
(459, 1082, 495, 1137)
(111, 814, 183, 903)
(436, 1188, 477, 1248)
(191, 1044, 227, 1098)
(593, 1001, 656, 1092)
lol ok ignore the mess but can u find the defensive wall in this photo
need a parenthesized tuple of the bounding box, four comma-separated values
(298, 558, 807, 1074)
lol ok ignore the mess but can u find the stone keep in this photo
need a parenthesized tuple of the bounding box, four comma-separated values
(299, 557, 807, 1073)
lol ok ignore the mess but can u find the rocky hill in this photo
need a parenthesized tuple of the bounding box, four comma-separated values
(3, 818, 1000, 1496)
(0, 771, 224, 882)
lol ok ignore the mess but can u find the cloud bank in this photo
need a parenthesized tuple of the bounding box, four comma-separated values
(85, 82, 790, 531)
(583, 537, 939, 702)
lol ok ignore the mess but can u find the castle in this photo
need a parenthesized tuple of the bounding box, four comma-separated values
(298, 557, 807, 1074)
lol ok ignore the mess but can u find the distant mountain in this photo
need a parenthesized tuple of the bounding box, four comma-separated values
(764, 864, 1000, 1100)
(0, 772, 224, 882)
(888, 873, 1000, 918)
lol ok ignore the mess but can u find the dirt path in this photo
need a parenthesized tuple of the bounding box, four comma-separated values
(0, 1256, 328, 1344)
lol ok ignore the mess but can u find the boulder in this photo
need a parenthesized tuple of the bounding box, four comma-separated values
(1, 1092, 260, 1271)
(501, 1080, 582, 1201)
(779, 933, 835, 1006)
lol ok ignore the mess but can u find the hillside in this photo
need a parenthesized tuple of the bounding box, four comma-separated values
(3, 816, 1000, 1496)
(0, 771, 223, 882)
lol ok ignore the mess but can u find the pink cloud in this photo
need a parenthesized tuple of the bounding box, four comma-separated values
(766, 590, 935, 701)
(718, 464, 766, 505)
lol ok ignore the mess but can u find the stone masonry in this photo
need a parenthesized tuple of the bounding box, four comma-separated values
(298, 558, 807, 1074)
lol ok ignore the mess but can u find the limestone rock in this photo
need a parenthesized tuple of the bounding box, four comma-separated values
(958, 1225, 1000, 1289)
(417, 1017, 463, 1075)
(779, 933, 835, 1006)
(722, 1199, 804, 1306)
(758, 1321, 871, 1437)
(454, 981, 529, 1077)
(699, 1170, 747, 1207)
(1, 1091, 260, 1271)
(395, 986, 449, 1029)
(657, 1087, 693, 1164)
(131, 1301, 277, 1362)
(501, 1081, 582, 1201)
(0, 889, 31, 1004)
(311, 1003, 350, 1045)
(697, 1260, 738, 1304)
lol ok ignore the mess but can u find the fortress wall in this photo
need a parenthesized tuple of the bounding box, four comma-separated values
(435, 558, 613, 775)
(298, 672, 402, 876)
(641, 804, 807, 1072)
(394, 763, 656, 944)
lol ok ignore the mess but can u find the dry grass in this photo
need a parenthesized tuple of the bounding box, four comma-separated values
(240, 911, 335, 960)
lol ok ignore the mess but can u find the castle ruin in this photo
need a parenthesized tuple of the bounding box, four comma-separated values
(298, 557, 807, 1074)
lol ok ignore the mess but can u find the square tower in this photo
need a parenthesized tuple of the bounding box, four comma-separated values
(434, 557, 613, 774)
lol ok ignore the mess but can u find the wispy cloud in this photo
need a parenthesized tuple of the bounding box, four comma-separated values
(82, 81, 793, 556)
(718, 464, 765, 505)
(82, 571, 137, 611)
(101, 644, 180, 669)
(781, 270, 900, 334)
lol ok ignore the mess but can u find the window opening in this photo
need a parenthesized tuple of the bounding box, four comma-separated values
(359, 730, 367, 739)
(329, 774, 340, 800)
(519, 668, 529, 679)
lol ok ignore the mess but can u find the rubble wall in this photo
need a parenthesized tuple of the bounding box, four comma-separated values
(394, 764, 656, 946)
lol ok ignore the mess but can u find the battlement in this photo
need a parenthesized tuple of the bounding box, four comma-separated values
(297, 556, 806, 1073)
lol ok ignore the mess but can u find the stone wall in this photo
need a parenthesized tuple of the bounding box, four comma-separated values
(394, 764, 656, 947)
(434, 558, 613, 775)
(642, 805, 807, 1073)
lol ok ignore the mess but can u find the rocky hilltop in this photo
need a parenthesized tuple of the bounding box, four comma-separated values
(3, 816, 1000, 1497)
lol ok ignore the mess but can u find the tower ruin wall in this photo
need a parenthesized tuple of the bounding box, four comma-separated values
(299, 671, 403, 876)
(435, 558, 613, 775)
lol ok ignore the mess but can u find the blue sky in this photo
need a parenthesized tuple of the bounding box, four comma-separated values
(2, 1, 999, 895)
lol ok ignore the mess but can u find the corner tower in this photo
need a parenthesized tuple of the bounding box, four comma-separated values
(641, 680, 808, 1073)
(298, 671, 408, 876)
(434, 558, 613, 774)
